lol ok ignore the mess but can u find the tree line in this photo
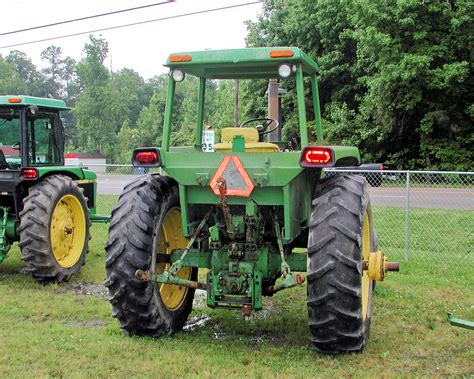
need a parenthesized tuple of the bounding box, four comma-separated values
(0, 36, 240, 164)
(246, 0, 473, 170)
(0, 0, 472, 170)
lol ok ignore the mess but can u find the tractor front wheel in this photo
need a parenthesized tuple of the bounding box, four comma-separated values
(307, 174, 375, 354)
(19, 175, 90, 283)
(105, 175, 196, 337)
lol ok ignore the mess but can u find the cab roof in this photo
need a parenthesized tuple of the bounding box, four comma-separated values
(0, 95, 69, 110)
(165, 47, 319, 79)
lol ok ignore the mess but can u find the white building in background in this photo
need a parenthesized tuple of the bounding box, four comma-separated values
(65, 152, 106, 173)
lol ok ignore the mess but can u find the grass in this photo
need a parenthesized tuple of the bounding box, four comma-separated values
(372, 205, 473, 262)
(0, 195, 472, 378)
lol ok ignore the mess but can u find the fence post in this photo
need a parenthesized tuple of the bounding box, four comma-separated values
(405, 171, 410, 260)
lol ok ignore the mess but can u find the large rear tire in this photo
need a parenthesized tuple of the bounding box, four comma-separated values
(19, 175, 90, 283)
(307, 174, 375, 354)
(105, 175, 196, 337)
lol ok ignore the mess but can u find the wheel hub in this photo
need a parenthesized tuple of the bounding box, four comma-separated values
(50, 194, 86, 268)
(363, 251, 400, 281)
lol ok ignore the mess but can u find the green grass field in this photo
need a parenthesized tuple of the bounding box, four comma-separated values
(0, 195, 472, 377)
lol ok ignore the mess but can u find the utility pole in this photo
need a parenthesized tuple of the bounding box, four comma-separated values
(267, 79, 279, 142)
(234, 79, 239, 127)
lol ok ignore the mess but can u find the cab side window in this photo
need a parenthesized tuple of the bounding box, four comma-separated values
(28, 112, 62, 166)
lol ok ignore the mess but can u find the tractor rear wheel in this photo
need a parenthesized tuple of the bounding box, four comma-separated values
(307, 174, 375, 354)
(19, 175, 90, 283)
(105, 175, 196, 337)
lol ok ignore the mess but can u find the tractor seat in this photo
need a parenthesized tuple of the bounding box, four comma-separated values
(213, 128, 280, 153)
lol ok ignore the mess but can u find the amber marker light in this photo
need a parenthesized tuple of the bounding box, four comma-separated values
(270, 50, 294, 58)
(7, 98, 22, 103)
(169, 54, 192, 62)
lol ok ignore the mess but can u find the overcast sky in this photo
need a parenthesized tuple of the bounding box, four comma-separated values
(0, 0, 263, 79)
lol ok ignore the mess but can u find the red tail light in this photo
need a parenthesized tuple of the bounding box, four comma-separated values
(132, 148, 161, 167)
(379, 164, 384, 171)
(300, 147, 334, 167)
(136, 151, 158, 164)
(21, 168, 38, 179)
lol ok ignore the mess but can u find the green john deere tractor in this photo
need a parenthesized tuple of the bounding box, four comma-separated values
(0, 95, 107, 283)
(105, 48, 399, 354)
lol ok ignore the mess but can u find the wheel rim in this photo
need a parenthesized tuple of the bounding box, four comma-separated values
(50, 194, 86, 268)
(361, 211, 372, 320)
(155, 208, 192, 311)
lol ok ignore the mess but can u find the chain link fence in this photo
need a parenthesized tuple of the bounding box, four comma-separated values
(325, 169, 473, 264)
(85, 164, 473, 264)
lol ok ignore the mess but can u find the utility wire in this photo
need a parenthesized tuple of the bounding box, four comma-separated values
(0, 1, 174, 36)
(0, 1, 262, 49)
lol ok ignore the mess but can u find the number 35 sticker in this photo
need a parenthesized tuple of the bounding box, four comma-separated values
(202, 130, 215, 152)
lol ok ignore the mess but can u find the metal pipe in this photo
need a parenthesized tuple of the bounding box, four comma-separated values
(234, 79, 239, 127)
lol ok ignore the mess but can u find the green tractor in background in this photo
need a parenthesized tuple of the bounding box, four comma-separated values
(0, 95, 107, 283)
(105, 48, 399, 354)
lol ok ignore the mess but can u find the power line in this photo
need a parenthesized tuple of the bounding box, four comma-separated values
(0, 1, 262, 50)
(0, 1, 174, 36)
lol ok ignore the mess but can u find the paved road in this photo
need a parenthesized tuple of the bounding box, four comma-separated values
(368, 187, 473, 210)
(96, 174, 135, 196)
(96, 174, 473, 210)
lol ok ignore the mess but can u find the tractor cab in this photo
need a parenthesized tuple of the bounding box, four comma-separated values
(0, 96, 66, 171)
(0, 96, 105, 281)
(156, 47, 325, 153)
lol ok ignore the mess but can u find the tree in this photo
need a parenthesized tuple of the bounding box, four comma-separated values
(5, 50, 46, 96)
(74, 35, 127, 162)
(116, 119, 138, 164)
(75, 35, 109, 89)
(0, 56, 27, 95)
(137, 75, 168, 148)
(40, 46, 64, 98)
(246, 0, 473, 170)
(111, 68, 149, 128)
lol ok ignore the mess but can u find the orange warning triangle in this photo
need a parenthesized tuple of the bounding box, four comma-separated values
(210, 156, 254, 197)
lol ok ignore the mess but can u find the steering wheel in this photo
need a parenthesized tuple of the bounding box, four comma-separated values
(239, 117, 279, 141)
